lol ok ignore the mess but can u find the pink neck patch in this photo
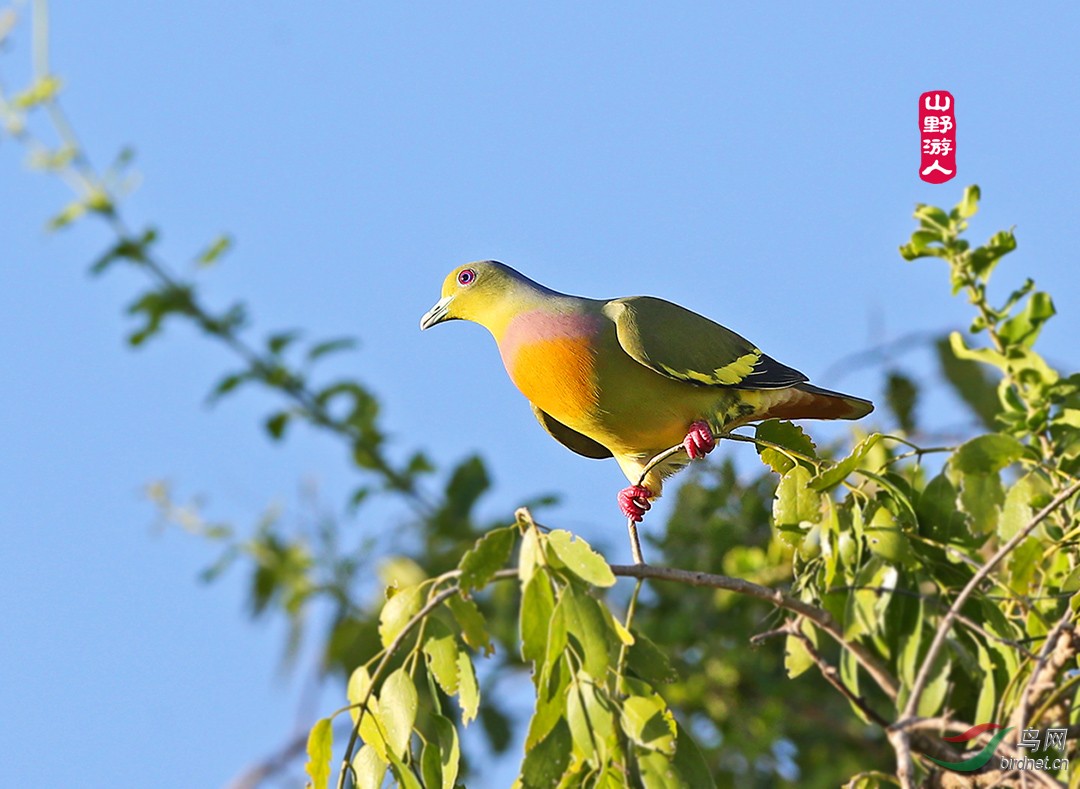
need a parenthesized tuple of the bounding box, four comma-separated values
(498, 309, 601, 366)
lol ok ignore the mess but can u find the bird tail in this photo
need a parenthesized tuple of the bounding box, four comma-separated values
(752, 383, 874, 423)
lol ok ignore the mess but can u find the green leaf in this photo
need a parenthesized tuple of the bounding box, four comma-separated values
(949, 331, 1008, 373)
(621, 694, 676, 754)
(968, 229, 1017, 280)
(195, 234, 232, 266)
(207, 371, 249, 403)
(1007, 537, 1042, 593)
(900, 229, 944, 260)
(952, 433, 1026, 474)
(999, 472, 1049, 540)
(671, 720, 717, 788)
(626, 630, 679, 685)
(885, 371, 918, 433)
(378, 585, 423, 648)
(773, 465, 819, 525)
(865, 507, 916, 568)
(561, 585, 614, 678)
(380, 668, 418, 759)
(917, 473, 966, 542)
(308, 337, 357, 361)
(518, 525, 541, 584)
(773, 465, 821, 546)
(457, 650, 479, 725)
(914, 204, 950, 231)
(12, 74, 63, 109)
(351, 745, 387, 789)
(565, 678, 598, 763)
(521, 719, 572, 789)
(547, 530, 616, 587)
(459, 526, 516, 593)
(897, 600, 925, 688)
(264, 410, 290, 440)
(958, 471, 1004, 535)
(843, 559, 889, 641)
(433, 714, 460, 789)
(447, 593, 492, 655)
(303, 718, 333, 789)
(956, 184, 980, 219)
(755, 420, 817, 474)
(444, 455, 490, 517)
(346, 666, 387, 759)
(840, 647, 865, 723)
(916, 656, 951, 718)
(386, 747, 423, 789)
(47, 200, 87, 231)
(636, 749, 680, 788)
(521, 571, 556, 664)
(421, 739, 442, 789)
(809, 434, 882, 492)
(975, 643, 997, 726)
(937, 334, 1002, 425)
(422, 621, 461, 696)
(784, 619, 818, 679)
(1000, 291, 1055, 348)
(266, 330, 300, 355)
(526, 655, 570, 750)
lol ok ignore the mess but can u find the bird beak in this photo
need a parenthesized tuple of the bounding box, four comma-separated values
(420, 295, 454, 330)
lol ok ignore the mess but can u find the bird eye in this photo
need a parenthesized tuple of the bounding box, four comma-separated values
(457, 268, 476, 286)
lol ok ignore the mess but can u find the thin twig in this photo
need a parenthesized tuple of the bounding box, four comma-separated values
(610, 563, 899, 700)
(756, 618, 889, 727)
(626, 443, 688, 565)
(615, 578, 644, 696)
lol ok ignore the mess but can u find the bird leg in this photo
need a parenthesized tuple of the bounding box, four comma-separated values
(618, 484, 652, 523)
(683, 420, 716, 460)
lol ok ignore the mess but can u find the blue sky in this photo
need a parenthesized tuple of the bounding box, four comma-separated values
(3, 2, 1079, 786)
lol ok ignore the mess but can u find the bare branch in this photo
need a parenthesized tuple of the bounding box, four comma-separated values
(758, 618, 890, 727)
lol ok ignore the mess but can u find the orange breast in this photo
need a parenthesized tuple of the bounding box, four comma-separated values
(505, 336, 599, 425)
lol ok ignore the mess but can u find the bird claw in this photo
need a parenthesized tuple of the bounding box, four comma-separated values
(684, 420, 716, 460)
(618, 484, 653, 522)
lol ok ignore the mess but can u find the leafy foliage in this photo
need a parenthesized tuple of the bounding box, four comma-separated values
(4, 7, 1079, 787)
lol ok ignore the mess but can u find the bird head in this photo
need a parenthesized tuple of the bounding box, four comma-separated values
(420, 260, 538, 332)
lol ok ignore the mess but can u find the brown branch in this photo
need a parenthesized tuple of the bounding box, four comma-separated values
(610, 562, 899, 700)
(1014, 608, 1076, 735)
(755, 618, 890, 727)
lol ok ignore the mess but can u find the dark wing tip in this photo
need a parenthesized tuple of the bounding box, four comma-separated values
(735, 353, 809, 389)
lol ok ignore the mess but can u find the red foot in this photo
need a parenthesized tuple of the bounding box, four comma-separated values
(683, 420, 716, 460)
(618, 485, 653, 523)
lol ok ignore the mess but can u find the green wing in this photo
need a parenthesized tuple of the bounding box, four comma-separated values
(605, 296, 808, 389)
(530, 404, 613, 459)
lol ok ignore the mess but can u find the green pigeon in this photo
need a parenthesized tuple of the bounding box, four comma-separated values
(421, 261, 872, 521)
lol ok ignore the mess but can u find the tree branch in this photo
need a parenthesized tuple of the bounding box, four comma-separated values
(611, 562, 899, 700)
(753, 618, 890, 727)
